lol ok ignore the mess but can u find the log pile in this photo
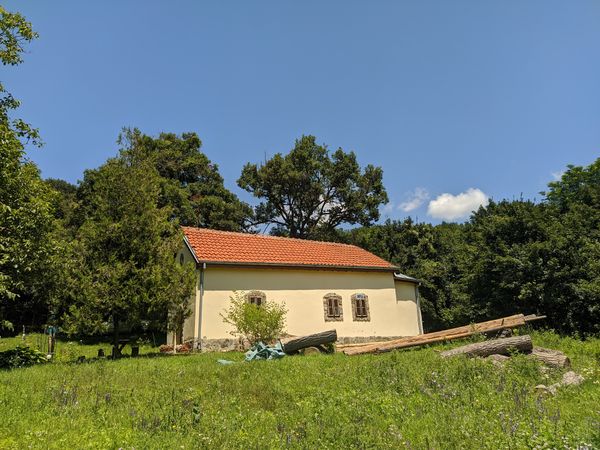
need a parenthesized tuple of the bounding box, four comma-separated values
(342, 313, 545, 356)
(439, 335, 533, 358)
(440, 335, 571, 369)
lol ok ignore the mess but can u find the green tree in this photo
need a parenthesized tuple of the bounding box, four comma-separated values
(541, 159, 600, 334)
(114, 128, 252, 231)
(60, 150, 196, 352)
(0, 7, 57, 330)
(221, 291, 287, 344)
(238, 135, 388, 239)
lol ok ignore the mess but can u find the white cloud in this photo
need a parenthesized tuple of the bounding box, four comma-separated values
(381, 202, 395, 214)
(398, 187, 429, 212)
(551, 171, 564, 181)
(427, 188, 489, 221)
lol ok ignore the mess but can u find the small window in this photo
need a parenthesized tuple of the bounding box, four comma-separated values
(246, 291, 266, 307)
(351, 293, 370, 321)
(179, 253, 185, 265)
(323, 293, 343, 322)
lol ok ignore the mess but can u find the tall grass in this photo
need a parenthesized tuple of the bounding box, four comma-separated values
(0, 332, 598, 449)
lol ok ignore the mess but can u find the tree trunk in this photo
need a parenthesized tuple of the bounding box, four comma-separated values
(529, 347, 570, 368)
(440, 335, 533, 358)
(280, 330, 337, 354)
(112, 314, 121, 359)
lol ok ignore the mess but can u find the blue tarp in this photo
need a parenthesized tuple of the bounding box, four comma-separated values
(245, 341, 286, 361)
(217, 341, 286, 365)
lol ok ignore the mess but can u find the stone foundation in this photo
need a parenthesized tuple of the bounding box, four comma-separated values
(190, 336, 406, 352)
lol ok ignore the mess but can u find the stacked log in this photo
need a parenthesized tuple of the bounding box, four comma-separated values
(440, 337, 571, 370)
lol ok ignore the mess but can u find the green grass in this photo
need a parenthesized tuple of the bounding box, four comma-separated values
(0, 333, 160, 362)
(0, 331, 598, 449)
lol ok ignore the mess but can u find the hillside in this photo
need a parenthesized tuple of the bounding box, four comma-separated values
(0, 332, 598, 449)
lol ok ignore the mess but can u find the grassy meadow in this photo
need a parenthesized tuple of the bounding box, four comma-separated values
(0, 331, 598, 449)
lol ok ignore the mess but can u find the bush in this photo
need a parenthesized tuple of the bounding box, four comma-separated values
(0, 345, 48, 369)
(221, 291, 287, 344)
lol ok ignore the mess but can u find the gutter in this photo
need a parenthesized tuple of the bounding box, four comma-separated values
(196, 260, 400, 273)
(195, 262, 206, 351)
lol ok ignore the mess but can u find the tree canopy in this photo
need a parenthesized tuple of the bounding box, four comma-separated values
(115, 128, 252, 231)
(0, 7, 56, 330)
(57, 149, 196, 347)
(238, 135, 388, 239)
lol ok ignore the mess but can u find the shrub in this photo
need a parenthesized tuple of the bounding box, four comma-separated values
(221, 291, 287, 344)
(0, 345, 48, 369)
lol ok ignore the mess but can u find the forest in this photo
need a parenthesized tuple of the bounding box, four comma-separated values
(1, 6, 599, 341)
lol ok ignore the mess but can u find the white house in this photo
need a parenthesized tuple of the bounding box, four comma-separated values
(177, 227, 424, 350)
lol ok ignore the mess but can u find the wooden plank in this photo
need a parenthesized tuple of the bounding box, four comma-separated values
(343, 314, 526, 356)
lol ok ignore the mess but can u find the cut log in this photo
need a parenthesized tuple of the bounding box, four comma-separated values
(440, 335, 533, 358)
(529, 347, 570, 368)
(280, 329, 337, 354)
(344, 314, 526, 356)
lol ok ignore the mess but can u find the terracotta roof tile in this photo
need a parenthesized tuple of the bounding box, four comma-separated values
(182, 227, 397, 271)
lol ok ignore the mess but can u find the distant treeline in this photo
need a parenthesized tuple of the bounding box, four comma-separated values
(339, 161, 600, 335)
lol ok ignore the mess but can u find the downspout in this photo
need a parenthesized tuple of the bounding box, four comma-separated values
(196, 262, 206, 351)
(415, 282, 424, 335)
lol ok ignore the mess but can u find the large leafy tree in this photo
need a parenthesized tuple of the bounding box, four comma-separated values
(541, 159, 600, 334)
(0, 7, 57, 330)
(59, 150, 196, 349)
(238, 135, 388, 239)
(112, 128, 252, 231)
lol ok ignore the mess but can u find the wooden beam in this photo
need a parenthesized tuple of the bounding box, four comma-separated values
(343, 314, 527, 356)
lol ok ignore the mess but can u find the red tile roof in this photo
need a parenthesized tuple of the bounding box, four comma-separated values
(182, 227, 398, 271)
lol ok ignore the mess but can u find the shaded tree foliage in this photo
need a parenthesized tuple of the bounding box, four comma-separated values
(115, 128, 252, 231)
(238, 135, 388, 239)
(345, 159, 600, 336)
(57, 150, 196, 348)
(0, 7, 57, 330)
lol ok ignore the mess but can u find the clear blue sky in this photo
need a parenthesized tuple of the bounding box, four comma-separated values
(4, 1, 600, 223)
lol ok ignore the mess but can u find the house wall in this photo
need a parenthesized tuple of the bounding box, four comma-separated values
(181, 265, 421, 345)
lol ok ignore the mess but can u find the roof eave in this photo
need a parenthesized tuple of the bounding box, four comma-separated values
(198, 260, 400, 272)
(183, 235, 200, 264)
(394, 272, 422, 284)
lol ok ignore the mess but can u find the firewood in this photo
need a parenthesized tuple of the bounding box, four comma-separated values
(528, 347, 570, 368)
(439, 335, 533, 358)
